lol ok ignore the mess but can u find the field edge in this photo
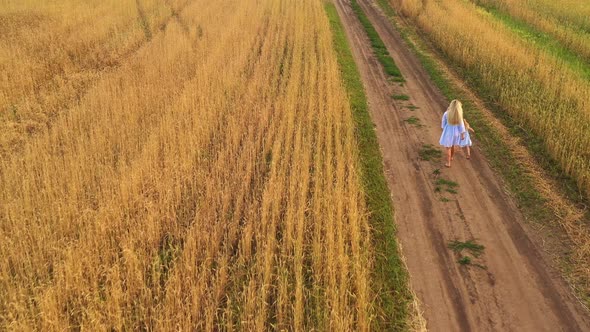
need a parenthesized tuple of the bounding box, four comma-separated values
(324, 2, 416, 330)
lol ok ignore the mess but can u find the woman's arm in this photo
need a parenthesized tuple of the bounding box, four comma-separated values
(441, 112, 447, 129)
(464, 119, 475, 132)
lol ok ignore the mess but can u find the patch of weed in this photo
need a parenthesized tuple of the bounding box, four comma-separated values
(451, 240, 487, 269)
(458, 256, 471, 265)
(419, 144, 441, 161)
(435, 178, 458, 188)
(448, 239, 485, 257)
(392, 94, 410, 101)
(446, 188, 458, 194)
(404, 116, 421, 126)
(435, 178, 459, 194)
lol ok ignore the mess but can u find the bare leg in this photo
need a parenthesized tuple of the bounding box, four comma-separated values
(466, 146, 471, 159)
(445, 147, 452, 167)
(450, 146, 455, 161)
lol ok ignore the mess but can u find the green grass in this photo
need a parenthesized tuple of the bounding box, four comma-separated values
(473, 1, 590, 80)
(435, 178, 458, 188)
(450, 240, 487, 269)
(458, 256, 472, 265)
(419, 144, 441, 161)
(457, 255, 487, 269)
(374, 0, 589, 306)
(392, 94, 410, 101)
(435, 178, 458, 194)
(403, 116, 421, 126)
(446, 188, 458, 194)
(350, 0, 404, 81)
(325, 3, 412, 330)
(448, 240, 485, 257)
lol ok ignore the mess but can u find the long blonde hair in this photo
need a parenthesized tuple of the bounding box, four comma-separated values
(446, 99, 463, 125)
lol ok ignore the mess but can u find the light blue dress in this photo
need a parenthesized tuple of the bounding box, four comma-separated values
(460, 125, 472, 147)
(439, 111, 466, 148)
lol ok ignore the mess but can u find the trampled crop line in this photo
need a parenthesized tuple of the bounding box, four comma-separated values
(161, 0, 192, 36)
(135, 0, 153, 40)
(5, 0, 196, 157)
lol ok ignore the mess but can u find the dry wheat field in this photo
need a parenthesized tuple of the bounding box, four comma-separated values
(475, 0, 590, 64)
(0, 0, 176, 157)
(0, 0, 379, 330)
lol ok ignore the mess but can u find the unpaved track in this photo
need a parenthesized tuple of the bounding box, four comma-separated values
(334, 0, 590, 331)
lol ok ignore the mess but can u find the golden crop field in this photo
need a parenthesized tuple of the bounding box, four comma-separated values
(474, 0, 590, 64)
(388, 0, 590, 297)
(0, 0, 378, 330)
(0, 0, 182, 157)
(516, 0, 590, 32)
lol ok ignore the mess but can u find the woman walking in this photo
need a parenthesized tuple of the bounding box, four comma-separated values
(439, 99, 466, 167)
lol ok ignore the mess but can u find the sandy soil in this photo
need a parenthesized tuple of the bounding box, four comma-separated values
(333, 0, 590, 330)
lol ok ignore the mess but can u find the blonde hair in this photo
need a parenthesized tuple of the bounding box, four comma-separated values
(446, 99, 464, 125)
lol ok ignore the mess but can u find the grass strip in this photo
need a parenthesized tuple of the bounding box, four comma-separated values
(350, 0, 404, 81)
(325, 3, 412, 330)
(376, 0, 589, 307)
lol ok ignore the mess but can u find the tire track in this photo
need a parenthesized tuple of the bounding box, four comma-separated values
(162, 0, 192, 36)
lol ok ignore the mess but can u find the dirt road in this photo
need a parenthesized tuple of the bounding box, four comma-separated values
(333, 0, 590, 330)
